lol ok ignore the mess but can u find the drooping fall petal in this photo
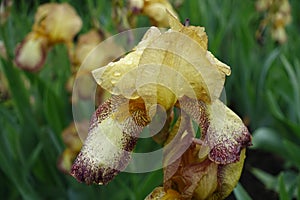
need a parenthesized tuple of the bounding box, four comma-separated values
(205, 99, 251, 164)
(71, 96, 150, 184)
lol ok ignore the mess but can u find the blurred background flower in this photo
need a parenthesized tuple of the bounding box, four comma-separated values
(129, 0, 179, 27)
(255, 0, 291, 44)
(14, 3, 82, 71)
(0, 0, 12, 25)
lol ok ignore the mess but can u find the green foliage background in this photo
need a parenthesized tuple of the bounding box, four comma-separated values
(0, 0, 300, 199)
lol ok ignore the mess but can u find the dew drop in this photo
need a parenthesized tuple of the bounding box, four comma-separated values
(111, 79, 117, 84)
(113, 71, 121, 77)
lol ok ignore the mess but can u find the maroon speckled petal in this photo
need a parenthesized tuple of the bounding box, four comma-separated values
(70, 96, 150, 185)
(178, 96, 209, 136)
(178, 96, 251, 165)
(206, 100, 252, 164)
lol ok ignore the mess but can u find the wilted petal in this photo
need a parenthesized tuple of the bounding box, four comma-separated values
(163, 111, 195, 182)
(71, 96, 150, 184)
(33, 3, 82, 44)
(177, 96, 251, 165)
(164, 144, 219, 199)
(163, 143, 247, 199)
(14, 32, 48, 71)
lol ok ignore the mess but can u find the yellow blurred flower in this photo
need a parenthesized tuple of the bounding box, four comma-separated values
(255, 0, 291, 44)
(72, 29, 104, 67)
(33, 3, 82, 45)
(67, 29, 123, 102)
(14, 3, 82, 71)
(129, 0, 179, 27)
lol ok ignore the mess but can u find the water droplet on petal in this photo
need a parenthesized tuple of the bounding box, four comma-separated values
(111, 79, 117, 84)
(113, 71, 121, 77)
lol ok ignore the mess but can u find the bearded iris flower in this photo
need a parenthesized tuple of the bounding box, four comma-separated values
(71, 13, 251, 199)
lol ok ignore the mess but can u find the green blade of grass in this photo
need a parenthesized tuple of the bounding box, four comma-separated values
(279, 173, 290, 200)
(251, 168, 277, 190)
(280, 56, 300, 119)
(234, 182, 253, 200)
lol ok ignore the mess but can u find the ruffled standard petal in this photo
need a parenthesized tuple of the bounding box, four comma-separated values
(92, 27, 161, 98)
(93, 23, 228, 118)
